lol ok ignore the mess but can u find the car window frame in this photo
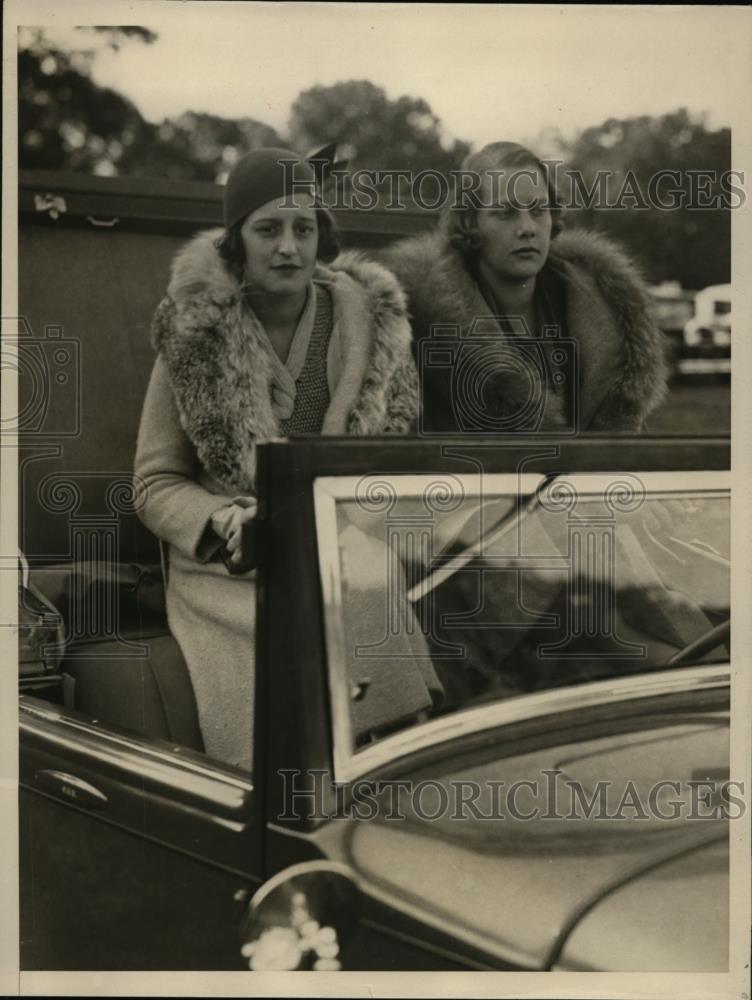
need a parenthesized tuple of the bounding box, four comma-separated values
(313, 467, 730, 783)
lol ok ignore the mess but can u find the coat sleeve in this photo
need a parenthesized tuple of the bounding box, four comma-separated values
(382, 350, 421, 433)
(134, 355, 235, 562)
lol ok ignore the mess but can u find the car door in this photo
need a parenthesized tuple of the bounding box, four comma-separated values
(255, 434, 731, 971)
(20, 695, 261, 970)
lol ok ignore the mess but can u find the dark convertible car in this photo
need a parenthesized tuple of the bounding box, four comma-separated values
(16, 171, 732, 972)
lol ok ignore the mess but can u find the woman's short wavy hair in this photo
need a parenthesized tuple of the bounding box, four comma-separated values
(442, 141, 565, 267)
(214, 201, 340, 285)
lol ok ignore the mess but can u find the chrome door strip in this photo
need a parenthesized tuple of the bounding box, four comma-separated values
(334, 664, 730, 783)
(20, 697, 253, 816)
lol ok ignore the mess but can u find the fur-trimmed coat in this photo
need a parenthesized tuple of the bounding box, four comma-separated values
(148, 228, 418, 496)
(383, 228, 668, 433)
(134, 230, 418, 770)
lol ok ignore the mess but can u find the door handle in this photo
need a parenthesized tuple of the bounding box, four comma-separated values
(35, 769, 109, 810)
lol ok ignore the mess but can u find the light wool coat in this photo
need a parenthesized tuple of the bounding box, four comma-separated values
(135, 229, 419, 769)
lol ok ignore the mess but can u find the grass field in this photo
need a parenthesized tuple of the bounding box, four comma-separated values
(645, 377, 730, 435)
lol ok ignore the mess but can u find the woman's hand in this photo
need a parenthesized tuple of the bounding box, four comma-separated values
(211, 498, 258, 570)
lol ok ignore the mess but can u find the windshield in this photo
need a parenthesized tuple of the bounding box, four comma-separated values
(315, 473, 729, 756)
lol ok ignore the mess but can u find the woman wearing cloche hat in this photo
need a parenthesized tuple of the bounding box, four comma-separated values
(135, 147, 419, 770)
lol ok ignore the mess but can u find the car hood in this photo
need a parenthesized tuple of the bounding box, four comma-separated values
(330, 714, 729, 970)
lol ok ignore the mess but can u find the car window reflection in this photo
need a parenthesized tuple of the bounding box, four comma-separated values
(328, 484, 729, 751)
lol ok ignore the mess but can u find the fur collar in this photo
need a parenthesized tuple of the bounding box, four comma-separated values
(151, 229, 417, 493)
(384, 228, 668, 431)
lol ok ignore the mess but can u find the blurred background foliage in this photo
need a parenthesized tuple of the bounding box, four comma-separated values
(557, 111, 731, 289)
(18, 26, 731, 288)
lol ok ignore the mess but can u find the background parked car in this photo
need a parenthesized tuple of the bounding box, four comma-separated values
(647, 280, 695, 377)
(682, 284, 732, 375)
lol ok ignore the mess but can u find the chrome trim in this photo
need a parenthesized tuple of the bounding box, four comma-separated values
(249, 860, 356, 911)
(35, 769, 109, 809)
(526, 470, 729, 493)
(313, 478, 355, 779)
(337, 664, 730, 783)
(313, 471, 730, 784)
(266, 821, 316, 841)
(19, 697, 251, 788)
(313, 472, 544, 500)
(18, 549, 29, 588)
(20, 697, 253, 816)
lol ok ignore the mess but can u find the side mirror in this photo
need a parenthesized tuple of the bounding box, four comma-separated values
(239, 861, 360, 971)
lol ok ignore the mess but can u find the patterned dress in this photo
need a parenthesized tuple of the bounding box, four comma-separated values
(278, 285, 333, 435)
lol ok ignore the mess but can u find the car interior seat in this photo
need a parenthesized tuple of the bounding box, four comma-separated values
(28, 561, 204, 752)
(19, 217, 205, 753)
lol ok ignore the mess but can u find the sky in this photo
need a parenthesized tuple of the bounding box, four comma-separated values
(21, 4, 752, 151)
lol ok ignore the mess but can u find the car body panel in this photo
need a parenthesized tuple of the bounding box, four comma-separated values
(20, 787, 252, 971)
(267, 692, 728, 971)
(20, 697, 260, 970)
(556, 835, 728, 971)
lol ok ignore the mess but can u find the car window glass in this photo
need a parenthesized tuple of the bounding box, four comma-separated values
(319, 475, 729, 755)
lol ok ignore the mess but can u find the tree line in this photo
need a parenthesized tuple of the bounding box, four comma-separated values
(18, 27, 731, 290)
